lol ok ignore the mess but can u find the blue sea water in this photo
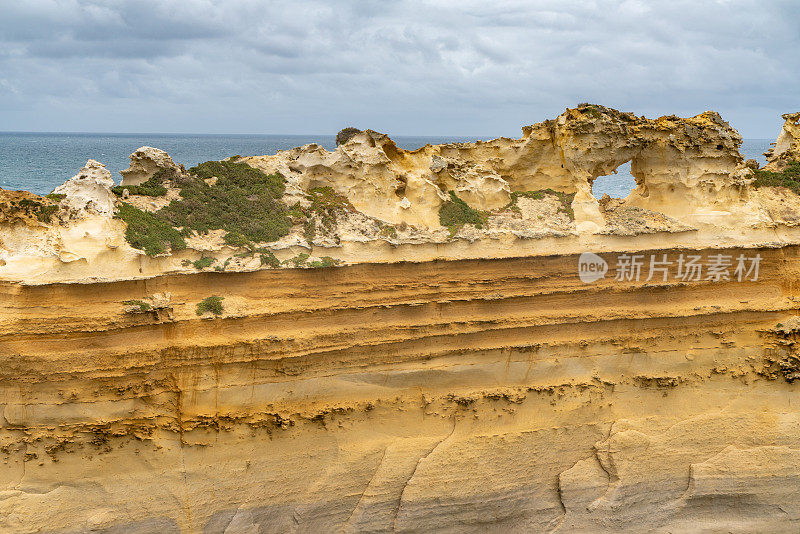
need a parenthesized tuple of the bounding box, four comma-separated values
(0, 132, 773, 199)
(0, 133, 480, 195)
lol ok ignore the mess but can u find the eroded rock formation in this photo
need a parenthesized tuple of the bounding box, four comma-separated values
(247, 104, 752, 232)
(765, 112, 800, 170)
(53, 159, 116, 216)
(120, 146, 181, 186)
(1, 105, 800, 533)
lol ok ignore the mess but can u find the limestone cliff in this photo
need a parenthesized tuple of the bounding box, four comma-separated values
(1, 106, 800, 533)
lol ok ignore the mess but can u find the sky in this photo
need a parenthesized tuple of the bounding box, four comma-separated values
(0, 0, 797, 138)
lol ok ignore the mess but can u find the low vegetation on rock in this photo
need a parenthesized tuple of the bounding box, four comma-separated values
(111, 168, 170, 197)
(196, 296, 224, 316)
(192, 257, 215, 270)
(309, 256, 340, 268)
(507, 189, 576, 220)
(439, 190, 488, 235)
(336, 127, 361, 145)
(290, 186, 353, 243)
(158, 160, 291, 247)
(752, 160, 800, 195)
(122, 299, 152, 313)
(18, 198, 60, 223)
(115, 203, 186, 256)
(258, 249, 280, 268)
(116, 160, 293, 256)
(378, 224, 398, 239)
(287, 253, 310, 267)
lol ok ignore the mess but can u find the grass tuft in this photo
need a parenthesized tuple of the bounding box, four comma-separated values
(196, 296, 224, 316)
(258, 249, 281, 268)
(286, 253, 309, 267)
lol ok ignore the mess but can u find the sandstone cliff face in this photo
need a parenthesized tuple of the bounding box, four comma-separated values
(1, 106, 800, 533)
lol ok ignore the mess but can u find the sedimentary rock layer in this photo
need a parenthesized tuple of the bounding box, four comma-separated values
(2, 245, 800, 532)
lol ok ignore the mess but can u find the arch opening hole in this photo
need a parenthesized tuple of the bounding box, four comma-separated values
(592, 161, 636, 200)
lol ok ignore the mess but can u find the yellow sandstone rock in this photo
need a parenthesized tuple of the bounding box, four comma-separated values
(1, 105, 800, 533)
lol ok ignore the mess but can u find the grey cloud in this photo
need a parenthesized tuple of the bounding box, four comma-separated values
(0, 0, 797, 137)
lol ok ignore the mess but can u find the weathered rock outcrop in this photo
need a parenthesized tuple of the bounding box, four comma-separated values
(119, 146, 180, 186)
(765, 112, 800, 170)
(1, 106, 800, 533)
(52, 159, 116, 216)
(248, 104, 751, 231)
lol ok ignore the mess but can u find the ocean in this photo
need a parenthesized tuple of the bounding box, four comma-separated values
(0, 133, 773, 199)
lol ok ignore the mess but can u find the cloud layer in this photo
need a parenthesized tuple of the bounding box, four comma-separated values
(1, 0, 797, 137)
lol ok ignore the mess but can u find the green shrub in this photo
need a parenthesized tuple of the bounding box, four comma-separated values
(45, 193, 66, 201)
(336, 127, 361, 146)
(192, 257, 215, 270)
(507, 189, 575, 219)
(288, 202, 308, 221)
(18, 198, 60, 223)
(259, 250, 281, 268)
(222, 231, 252, 248)
(111, 168, 170, 197)
(36, 205, 59, 223)
(196, 296, 224, 316)
(115, 203, 186, 256)
(309, 256, 340, 268)
(123, 299, 151, 313)
(439, 191, 488, 235)
(213, 258, 232, 272)
(303, 220, 316, 243)
(188, 160, 285, 197)
(158, 160, 291, 246)
(286, 253, 309, 267)
(752, 161, 800, 195)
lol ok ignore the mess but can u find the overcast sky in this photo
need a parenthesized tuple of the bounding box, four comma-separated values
(0, 0, 797, 138)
